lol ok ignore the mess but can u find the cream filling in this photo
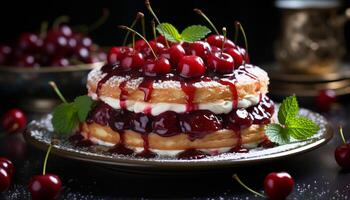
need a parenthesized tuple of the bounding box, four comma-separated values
(89, 136, 260, 157)
(95, 94, 262, 116)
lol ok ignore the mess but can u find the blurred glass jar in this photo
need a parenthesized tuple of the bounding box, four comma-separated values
(275, 0, 350, 74)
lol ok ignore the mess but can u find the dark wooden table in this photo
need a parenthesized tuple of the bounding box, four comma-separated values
(0, 103, 349, 200)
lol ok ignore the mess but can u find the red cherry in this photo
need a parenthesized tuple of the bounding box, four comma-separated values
(143, 57, 171, 76)
(134, 39, 147, 52)
(226, 108, 253, 131)
(17, 33, 42, 53)
(206, 34, 235, 48)
(0, 45, 12, 65)
(28, 174, 62, 200)
(264, 172, 294, 200)
(51, 57, 70, 67)
(140, 41, 164, 59)
(186, 41, 212, 59)
(206, 51, 235, 73)
(159, 44, 186, 65)
(335, 143, 350, 169)
(73, 45, 91, 63)
(1, 109, 27, 133)
(154, 35, 170, 46)
(238, 47, 250, 63)
(316, 90, 337, 112)
(44, 30, 68, 55)
(57, 24, 73, 38)
(16, 54, 40, 67)
(107, 46, 130, 65)
(0, 168, 11, 192)
(177, 55, 206, 78)
(120, 51, 144, 71)
(224, 47, 244, 68)
(0, 157, 14, 177)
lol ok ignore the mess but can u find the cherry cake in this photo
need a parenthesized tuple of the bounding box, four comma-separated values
(78, 34, 275, 159)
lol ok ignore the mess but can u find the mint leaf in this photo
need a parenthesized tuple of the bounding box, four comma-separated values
(287, 117, 320, 140)
(278, 95, 298, 124)
(74, 95, 94, 122)
(156, 23, 182, 42)
(265, 124, 290, 145)
(181, 25, 211, 42)
(52, 103, 79, 135)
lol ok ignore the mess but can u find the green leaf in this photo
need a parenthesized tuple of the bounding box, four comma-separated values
(52, 103, 79, 135)
(181, 25, 211, 42)
(74, 95, 94, 122)
(287, 117, 320, 140)
(156, 23, 182, 42)
(265, 123, 290, 145)
(278, 95, 298, 125)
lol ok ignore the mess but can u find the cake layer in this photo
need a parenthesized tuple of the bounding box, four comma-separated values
(87, 64, 269, 105)
(80, 122, 267, 151)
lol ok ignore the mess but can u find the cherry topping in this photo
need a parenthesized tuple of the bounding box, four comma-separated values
(335, 127, 350, 169)
(186, 41, 212, 59)
(143, 57, 171, 76)
(206, 34, 236, 48)
(0, 168, 11, 192)
(131, 113, 152, 134)
(179, 110, 222, 140)
(107, 46, 132, 65)
(134, 39, 147, 52)
(177, 55, 206, 78)
(226, 108, 253, 131)
(140, 41, 164, 59)
(264, 172, 294, 200)
(224, 47, 244, 68)
(159, 44, 186, 65)
(316, 89, 337, 112)
(1, 108, 27, 133)
(206, 51, 235, 73)
(28, 174, 62, 200)
(120, 50, 144, 71)
(0, 157, 14, 177)
(109, 109, 134, 132)
(87, 102, 112, 126)
(152, 111, 181, 137)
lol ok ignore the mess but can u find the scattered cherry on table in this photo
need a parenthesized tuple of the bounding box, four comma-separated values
(315, 89, 337, 112)
(335, 127, 350, 169)
(264, 172, 294, 200)
(1, 108, 27, 133)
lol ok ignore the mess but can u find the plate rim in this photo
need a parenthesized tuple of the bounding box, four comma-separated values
(23, 109, 333, 171)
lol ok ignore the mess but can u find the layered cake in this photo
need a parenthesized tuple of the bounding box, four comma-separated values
(77, 29, 275, 159)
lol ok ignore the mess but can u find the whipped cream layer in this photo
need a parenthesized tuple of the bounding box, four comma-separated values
(93, 93, 263, 115)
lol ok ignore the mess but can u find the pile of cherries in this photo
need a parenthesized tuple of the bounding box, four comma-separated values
(0, 24, 106, 67)
(87, 96, 274, 140)
(107, 33, 249, 79)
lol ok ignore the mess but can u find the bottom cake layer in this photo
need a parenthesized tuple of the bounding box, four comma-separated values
(79, 122, 270, 157)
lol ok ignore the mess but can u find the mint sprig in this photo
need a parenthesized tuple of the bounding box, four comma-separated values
(156, 23, 211, 43)
(265, 96, 320, 145)
(49, 81, 94, 135)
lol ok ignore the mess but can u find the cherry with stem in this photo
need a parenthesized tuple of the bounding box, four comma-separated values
(235, 21, 248, 56)
(221, 27, 227, 52)
(49, 81, 68, 103)
(335, 126, 350, 169)
(232, 174, 265, 198)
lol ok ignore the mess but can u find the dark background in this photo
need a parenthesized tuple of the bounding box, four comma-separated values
(0, 0, 349, 64)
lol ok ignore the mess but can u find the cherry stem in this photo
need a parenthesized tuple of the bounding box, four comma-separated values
(234, 22, 239, 43)
(39, 21, 49, 39)
(232, 174, 266, 198)
(221, 27, 227, 52)
(53, 15, 70, 30)
(42, 144, 52, 175)
(339, 126, 347, 144)
(235, 21, 249, 56)
(86, 8, 110, 33)
(193, 8, 219, 35)
(132, 33, 136, 48)
(122, 12, 143, 46)
(49, 81, 68, 104)
(119, 25, 158, 60)
(141, 13, 146, 37)
(151, 20, 157, 41)
(145, 0, 170, 48)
